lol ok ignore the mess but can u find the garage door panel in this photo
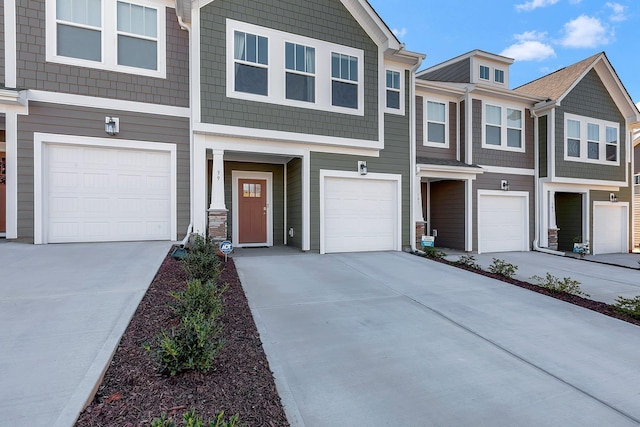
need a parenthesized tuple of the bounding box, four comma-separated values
(593, 205, 626, 254)
(478, 194, 527, 253)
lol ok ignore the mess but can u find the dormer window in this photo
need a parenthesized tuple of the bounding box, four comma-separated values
(480, 65, 490, 80)
(494, 69, 505, 84)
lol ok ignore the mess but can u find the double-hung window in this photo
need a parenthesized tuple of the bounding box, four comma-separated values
(386, 70, 400, 109)
(331, 53, 359, 109)
(483, 103, 524, 151)
(285, 43, 315, 102)
(495, 69, 505, 84)
(425, 100, 448, 147)
(234, 31, 269, 96)
(48, 0, 165, 77)
(480, 65, 490, 81)
(564, 113, 619, 164)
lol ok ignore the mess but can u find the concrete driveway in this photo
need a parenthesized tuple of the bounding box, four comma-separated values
(0, 240, 171, 427)
(236, 251, 640, 427)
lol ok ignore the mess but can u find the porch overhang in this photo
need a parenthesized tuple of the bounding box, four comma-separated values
(416, 158, 484, 181)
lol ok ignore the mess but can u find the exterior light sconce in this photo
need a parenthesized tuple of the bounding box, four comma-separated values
(500, 180, 510, 191)
(358, 161, 368, 175)
(105, 117, 119, 136)
(610, 193, 618, 203)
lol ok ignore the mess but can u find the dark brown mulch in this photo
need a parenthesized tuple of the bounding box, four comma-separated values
(425, 254, 640, 327)
(75, 250, 289, 427)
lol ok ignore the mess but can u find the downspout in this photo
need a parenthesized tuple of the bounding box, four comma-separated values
(531, 108, 564, 256)
(409, 56, 424, 252)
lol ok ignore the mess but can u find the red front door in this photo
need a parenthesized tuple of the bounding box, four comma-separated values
(0, 152, 6, 233)
(238, 179, 267, 244)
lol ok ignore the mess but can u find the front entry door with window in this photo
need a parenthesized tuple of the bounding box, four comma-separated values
(238, 179, 267, 244)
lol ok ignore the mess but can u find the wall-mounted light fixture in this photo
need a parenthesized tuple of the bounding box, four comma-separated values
(500, 180, 510, 191)
(610, 193, 618, 203)
(358, 161, 368, 175)
(105, 117, 119, 136)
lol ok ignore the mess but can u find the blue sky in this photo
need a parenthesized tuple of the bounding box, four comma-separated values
(368, 0, 639, 107)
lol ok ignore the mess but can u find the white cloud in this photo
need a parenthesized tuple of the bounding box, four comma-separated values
(560, 15, 611, 48)
(606, 2, 627, 22)
(500, 31, 556, 61)
(516, 0, 559, 12)
(392, 28, 407, 39)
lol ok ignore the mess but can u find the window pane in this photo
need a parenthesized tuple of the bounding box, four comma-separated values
(567, 139, 580, 157)
(567, 119, 580, 138)
(257, 36, 268, 65)
(386, 70, 393, 88)
(427, 101, 445, 122)
(295, 44, 305, 72)
(285, 42, 295, 70)
(340, 55, 349, 79)
(588, 141, 599, 159)
(507, 129, 521, 148)
(486, 105, 501, 125)
(480, 65, 489, 80)
(588, 123, 599, 141)
(144, 7, 156, 37)
(606, 127, 617, 144)
(332, 80, 357, 109)
(305, 46, 314, 73)
(495, 69, 504, 83)
(507, 109, 521, 128)
(117, 2, 130, 32)
(331, 53, 340, 78)
(428, 123, 445, 143)
(246, 33, 257, 63)
(286, 73, 315, 102)
(234, 31, 245, 61)
(130, 4, 144, 34)
(88, 0, 101, 26)
(235, 63, 268, 95)
(486, 125, 500, 145)
(57, 0, 73, 22)
(118, 35, 157, 70)
(57, 24, 101, 61)
(387, 90, 399, 109)
(387, 70, 400, 89)
(349, 56, 358, 81)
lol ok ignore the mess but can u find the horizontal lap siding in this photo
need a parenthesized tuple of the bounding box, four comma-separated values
(17, 103, 190, 241)
(418, 58, 470, 83)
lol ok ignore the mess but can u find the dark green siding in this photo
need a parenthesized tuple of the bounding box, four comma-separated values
(538, 115, 548, 178)
(223, 162, 285, 245)
(554, 69, 626, 181)
(200, 0, 378, 141)
(286, 158, 303, 248)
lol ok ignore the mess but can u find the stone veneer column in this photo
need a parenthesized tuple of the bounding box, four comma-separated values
(208, 209, 228, 242)
(208, 150, 227, 242)
(416, 221, 427, 249)
(548, 228, 559, 251)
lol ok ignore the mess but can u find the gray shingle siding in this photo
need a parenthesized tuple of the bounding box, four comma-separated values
(538, 115, 548, 178)
(16, 102, 190, 241)
(199, 0, 378, 141)
(554, 69, 626, 182)
(419, 58, 470, 83)
(15, 2, 189, 107)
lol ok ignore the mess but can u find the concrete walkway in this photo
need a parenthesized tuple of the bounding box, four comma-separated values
(443, 250, 640, 304)
(236, 251, 640, 427)
(0, 241, 172, 427)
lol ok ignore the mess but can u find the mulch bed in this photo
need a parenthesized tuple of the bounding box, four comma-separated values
(424, 254, 640, 327)
(75, 250, 289, 427)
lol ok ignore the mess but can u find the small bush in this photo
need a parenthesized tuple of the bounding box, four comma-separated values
(151, 414, 175, 427)
(183, 234, 222, 282)
(152, 410, 244, 427)
(613, 295, 640, 320)
(530, 273, 590, 297)
(488, 258, 518, 278)
(422, 246, 447, 259)
(145, 311, 224, 376)
(171, 279, 227, 319)
(454, 254, 481, 270)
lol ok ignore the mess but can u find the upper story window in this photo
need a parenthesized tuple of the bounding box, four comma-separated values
(226, 19, 364, 115)
(565, 113, 619, 165)
(386, 70, 400, 109)
(424, 99, 448, 148)
(47, 0, 166, 78)
(234, 31, 269, 96)
(483, 102, 524, 152)
(494, 69, 505, 84)
(285, 42, 315, 103)
(480, 65, 490, 80)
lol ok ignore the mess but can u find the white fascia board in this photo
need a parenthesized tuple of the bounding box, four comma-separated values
(0, 89, 25, 106)
(478, 165, 535, 176)
(551, 177, 627, 188)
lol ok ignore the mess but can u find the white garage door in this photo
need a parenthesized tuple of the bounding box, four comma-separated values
(478, 193, 528, 253)
(593, 204, 627, 254)
(323, 176, 398, 253)
(46, 144, 172, 243)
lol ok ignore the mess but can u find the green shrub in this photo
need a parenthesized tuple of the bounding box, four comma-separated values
(488, 258, 518, 278)
(613, 295, 640, 320)
(422, 246, 446, 259)
(171, 279, 227, 319)
(530, 273, 590, 297)
(183, 234, 222, 282)
(151, 414, 176, 427)
(454, 254, 481, 270)
(145, 310, 224, 376)
(184, 410, 244, 427)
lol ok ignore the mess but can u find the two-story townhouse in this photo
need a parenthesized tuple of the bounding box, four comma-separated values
(177, 0, 423, 253)
(1, 0, 191, 244)
(414, 50, 545, 253)
(515, 53, 640, 255)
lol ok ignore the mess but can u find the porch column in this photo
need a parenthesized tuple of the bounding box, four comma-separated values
(208, 150, 228, 241)
(465, 178, 473, 252)
(415, 176, 426, 249)
(548, 190, 559, 250)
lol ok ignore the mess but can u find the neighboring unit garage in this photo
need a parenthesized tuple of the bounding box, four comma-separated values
(320, 171, 401, 254)
(477, 191, 529, 253)
(592, 202, 628, 254)
(34, 135, 176, 244)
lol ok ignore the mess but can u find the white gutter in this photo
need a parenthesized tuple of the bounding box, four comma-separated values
(530, 108, 565, 256)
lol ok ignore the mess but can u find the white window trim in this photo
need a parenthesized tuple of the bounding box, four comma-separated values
(384, 67, 405, 115)
(423, 96, 449, 148)
(563, 113, 620, 166)
(482, 101, 525, 153)
(226, 19, 364, 116)
(46, 0, 167, 78)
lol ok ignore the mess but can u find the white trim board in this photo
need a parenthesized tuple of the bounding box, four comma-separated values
(231, 171, 274, 248)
